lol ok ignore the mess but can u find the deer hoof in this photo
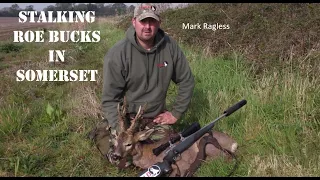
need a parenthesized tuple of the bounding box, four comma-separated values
(231, 142, 238, 153)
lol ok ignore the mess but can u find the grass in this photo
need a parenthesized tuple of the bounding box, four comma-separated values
(0, 15, 319, 177)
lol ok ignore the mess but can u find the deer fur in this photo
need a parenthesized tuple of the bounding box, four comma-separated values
(111, 101, 238, 177)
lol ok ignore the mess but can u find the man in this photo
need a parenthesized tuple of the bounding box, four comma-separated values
(92, 3, 195, 166)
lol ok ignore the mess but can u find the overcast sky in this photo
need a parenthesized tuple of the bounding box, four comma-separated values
(0, 3, 139, 11)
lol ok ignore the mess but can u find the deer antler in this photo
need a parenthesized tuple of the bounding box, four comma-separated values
(127, 103, 147, 134)
(117, 103, 126, 132)
(127, 105, 142, 134)
(122, 96, 127, 115)
(117, 97, 128, 132)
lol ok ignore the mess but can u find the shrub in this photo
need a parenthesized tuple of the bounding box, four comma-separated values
(0, 43, 24, 53)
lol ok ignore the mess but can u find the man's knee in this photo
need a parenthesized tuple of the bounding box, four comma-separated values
(88, 119, 113, 155)
(147, 124, 173, 142)
(88, 119, 123, 166)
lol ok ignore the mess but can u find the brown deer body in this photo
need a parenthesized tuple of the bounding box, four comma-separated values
(111, 102, 238, 177)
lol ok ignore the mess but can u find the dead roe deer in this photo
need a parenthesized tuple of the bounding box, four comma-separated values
(110, 102, 238, 177)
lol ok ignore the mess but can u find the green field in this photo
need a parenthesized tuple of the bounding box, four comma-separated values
(0, 14, 319, 177)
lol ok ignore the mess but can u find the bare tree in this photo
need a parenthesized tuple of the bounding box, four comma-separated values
(135, 3, 172, 13)
(25, 5, 35, 11)
(127, 5, 135, 14)
(154, 3, 172, 13)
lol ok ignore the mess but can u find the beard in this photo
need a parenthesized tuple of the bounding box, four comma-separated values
(138, 33, 155, 42)
(137, 27, 158, 42)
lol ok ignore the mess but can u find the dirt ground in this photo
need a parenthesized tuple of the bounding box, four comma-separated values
(0, 17, 56, 41)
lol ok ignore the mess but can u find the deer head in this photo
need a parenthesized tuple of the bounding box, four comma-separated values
(110, 99, 153, 162)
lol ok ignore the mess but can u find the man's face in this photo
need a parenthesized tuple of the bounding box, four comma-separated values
(132, 17, 160, 42)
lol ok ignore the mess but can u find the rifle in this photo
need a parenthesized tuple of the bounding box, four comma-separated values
(152, 122, 201, 156)
(138, 99, 247, 177)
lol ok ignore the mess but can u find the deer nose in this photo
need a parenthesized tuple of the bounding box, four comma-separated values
(111, 152, 122, 161)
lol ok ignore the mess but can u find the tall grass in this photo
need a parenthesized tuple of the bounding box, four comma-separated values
(0, 17, 319, 177)
(177, 46, 319, 176)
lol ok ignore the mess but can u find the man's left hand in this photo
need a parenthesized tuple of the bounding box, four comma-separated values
(153, 111, 178, 125)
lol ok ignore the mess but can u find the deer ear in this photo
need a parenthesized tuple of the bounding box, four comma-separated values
(135, 129, 155, 141)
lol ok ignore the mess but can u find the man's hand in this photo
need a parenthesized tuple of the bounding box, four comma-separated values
(153, 111, 178, 125)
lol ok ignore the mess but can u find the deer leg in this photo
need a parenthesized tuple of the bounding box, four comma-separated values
(212, 131, 238, 153)
(204, 134, 234, 162)
(169, 164, 179, 177)
(205, 143, 228, 160)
